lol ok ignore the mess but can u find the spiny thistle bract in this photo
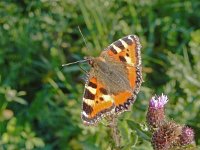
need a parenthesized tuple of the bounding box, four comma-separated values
(152, 121, 182, 150)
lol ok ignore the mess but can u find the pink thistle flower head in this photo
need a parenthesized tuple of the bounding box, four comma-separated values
(149, 93, 168, 109)
(147, 93, 168, 129)
(179, 126, 195, 145)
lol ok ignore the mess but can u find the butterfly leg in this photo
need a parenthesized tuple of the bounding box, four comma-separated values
(78, 64, 88, 74)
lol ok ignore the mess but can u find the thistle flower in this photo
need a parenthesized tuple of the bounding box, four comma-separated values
(179, 126, 195, 145)
(152, 121, 182, 150)
(147, 94, 168, 129)
(149, 93, 168, 108)
(147, 94, 196, 150)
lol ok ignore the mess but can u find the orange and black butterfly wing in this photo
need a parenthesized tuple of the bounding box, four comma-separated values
(102, 35, 142, 113)
(81, 76, 115, 125)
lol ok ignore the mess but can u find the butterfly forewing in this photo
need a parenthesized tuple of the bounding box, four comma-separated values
(82, 77, 115, 125)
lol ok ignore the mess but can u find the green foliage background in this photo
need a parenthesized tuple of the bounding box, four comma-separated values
(0, 0, 199, 149)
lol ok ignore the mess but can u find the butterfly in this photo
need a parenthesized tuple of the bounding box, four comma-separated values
(81, 35, 142, 125)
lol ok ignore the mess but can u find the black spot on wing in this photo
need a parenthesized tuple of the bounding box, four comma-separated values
(84, 89, 95, 100)
(113, 40, 125, 50)
(110, 46, 118, 54)
(88, 82, 97, 89)
(122, 37, 133, 45)
(83, 102, 93, 114)
(99, 88, 108, 95)
(130, 35, 135, 39)
(119, 56, 126, 62)
(99, 97, 104, 101)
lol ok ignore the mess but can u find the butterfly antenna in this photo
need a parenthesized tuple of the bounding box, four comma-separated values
(62, 27, 90, 67)
(62, 59, 89, 67)
(78, 26, 90, 51)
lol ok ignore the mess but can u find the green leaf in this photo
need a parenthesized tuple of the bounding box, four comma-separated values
(127, 120, 151, 142)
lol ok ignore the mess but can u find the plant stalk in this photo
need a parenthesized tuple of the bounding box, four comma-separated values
(107, 115, 121, 148)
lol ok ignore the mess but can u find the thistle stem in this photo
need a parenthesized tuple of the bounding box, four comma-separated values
(107, 115, 121, 148)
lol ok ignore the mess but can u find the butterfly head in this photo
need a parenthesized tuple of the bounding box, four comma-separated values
(84, 56, 107, 68)
(83, 56, 94, 66)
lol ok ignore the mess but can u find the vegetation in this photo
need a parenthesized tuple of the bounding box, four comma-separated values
(0, 0, 199, 149)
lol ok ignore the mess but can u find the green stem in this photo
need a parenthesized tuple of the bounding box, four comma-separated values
(107, 115, 121, 148)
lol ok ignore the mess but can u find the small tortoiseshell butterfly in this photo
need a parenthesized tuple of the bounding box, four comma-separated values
(81, 35, 142, 125)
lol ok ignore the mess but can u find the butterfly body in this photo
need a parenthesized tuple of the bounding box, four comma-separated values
(89, 55, 132, 95)
(81, 35, 142, 125)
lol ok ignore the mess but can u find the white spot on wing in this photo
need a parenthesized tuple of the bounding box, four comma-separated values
(128, 35, 134, 41)
(83, 98, 95, 106)
(112, 44, 121, 53)
(125, 56, 132, 64)
(102, 95, 114, 102)
(82, 111, 89, 117)
(85, 86, 96, 94)
(119, 39, 128, 48)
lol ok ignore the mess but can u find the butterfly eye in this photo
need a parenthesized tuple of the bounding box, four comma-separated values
(88, 60, 94, 66)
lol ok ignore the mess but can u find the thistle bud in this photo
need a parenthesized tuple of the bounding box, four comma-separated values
(152, 121, 182, 150)
(147, 94, 168, 129)
(179, 126, 195, 145)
